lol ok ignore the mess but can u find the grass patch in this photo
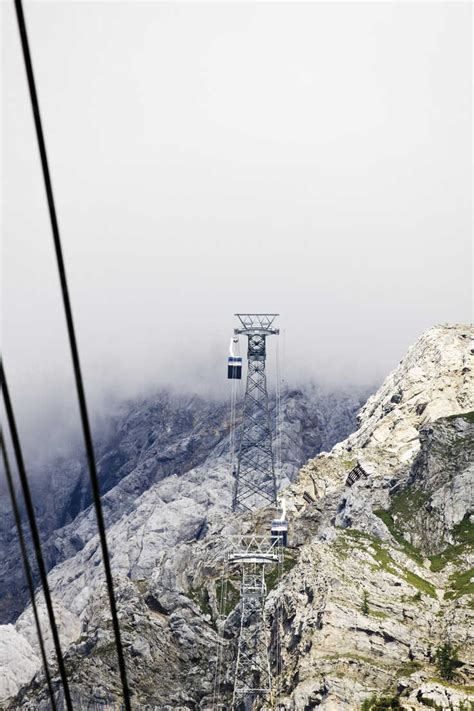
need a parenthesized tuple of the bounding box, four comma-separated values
(266, 550, 298, 592)
(189, 585, 213, 618)
(402, 569, 437, 599)
(369, 540, 397, 573)
(215, 580, 240, 616)
(389, 487, 430, 518)
(344, 529, 375, 543)
(428, 515, 473, 572)
(428, 678, 474, 694)
(396, 660, 421, 676)
(445, 411, 474, 424)
(342, 529, 399, 576)
(429, 544, 466, 572)
(370, 609, 389, 620)
(374, 508, 425, 566)
(341, 529, 436, 598)
(445, 567, 474, 600)
(361, 695, 402, 710)
(419, 699, 442, 709)
(342, 458, 358, 470)
(453, 515, 474, 546)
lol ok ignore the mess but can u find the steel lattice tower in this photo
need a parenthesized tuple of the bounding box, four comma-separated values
(229, 536, 282, 710)
(233, 314, 279, 512)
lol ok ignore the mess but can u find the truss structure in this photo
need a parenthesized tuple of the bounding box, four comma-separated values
(230, 536, 282, 709)
(233, 314, 279, 512)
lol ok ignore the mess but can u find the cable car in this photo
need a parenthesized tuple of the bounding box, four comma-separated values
(228, 337, 242, 379)
(228, 356, 242, 379)
(271, 519, 288, 547)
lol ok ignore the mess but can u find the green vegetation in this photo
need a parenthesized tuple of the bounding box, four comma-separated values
(428, 678, 474, 694)
(452, 514, 474, 546)
(388, 488, 430, 519)
(418, 699, 442, 709)
(265, 550, 298, 592)
(361, 695, 402, 710)
(374, 508, 425, 566)
(445, 567, 474, 600)
(370, 609, 389, 620)
(340, 529, 436, 598)
(403, 569, 437, 599)
(429, 515, 474, 572)
(434, 642, 461, 681)
(396, 660, 421, 676)
(342, 458, 358, 470)
(344, 529, 374, 543)
(445, 411, 474, 424)
(459, 701, 474, 711)
(361, 590, 370, 615)
(189, 585, 212, 618)
(215, 579, 240, 616)
(369, 539, 397, 572)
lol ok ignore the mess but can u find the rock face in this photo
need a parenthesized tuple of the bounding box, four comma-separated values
(0, 385, 364, 625)
(0, 384, 363, 703)
(273, 415, 473, 708)
(2, 324, 473, 710)
(0, 626, 39, 701)
(289, 325, 473, 506)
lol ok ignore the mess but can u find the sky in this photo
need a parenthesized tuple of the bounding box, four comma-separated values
(1, 1, 472, 456)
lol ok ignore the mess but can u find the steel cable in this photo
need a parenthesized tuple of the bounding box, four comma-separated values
(0, 430, 57, 711)
(13, 1, 131, 706)
(1, 363, 72, 709)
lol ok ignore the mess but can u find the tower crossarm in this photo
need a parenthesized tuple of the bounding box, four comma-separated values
(234, 313, 279, 336)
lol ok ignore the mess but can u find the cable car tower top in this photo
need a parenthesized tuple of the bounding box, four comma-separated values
(232, 313, 279, 512)
(234, 314, 279, 336)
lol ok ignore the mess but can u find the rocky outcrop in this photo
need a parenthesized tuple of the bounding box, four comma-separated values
(289, 325, 473, 510)
(0, 626, 39, 701)
(0, 385, 364, 624)
(2, 324, 473, 709)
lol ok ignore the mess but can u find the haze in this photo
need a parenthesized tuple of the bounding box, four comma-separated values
(1, 1, 472, 456)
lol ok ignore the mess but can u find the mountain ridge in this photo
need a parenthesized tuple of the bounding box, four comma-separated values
(1, 324, 473, 709)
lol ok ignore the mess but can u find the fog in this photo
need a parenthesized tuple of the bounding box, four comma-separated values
(1, 1, 472, 459)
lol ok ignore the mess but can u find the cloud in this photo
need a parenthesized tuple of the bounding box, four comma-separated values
(2, 1, 471, 459)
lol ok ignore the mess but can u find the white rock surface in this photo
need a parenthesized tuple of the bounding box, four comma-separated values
(4, 324, 473, 708)
(0, 625, 39, 702)
(289, 325, 473, 508)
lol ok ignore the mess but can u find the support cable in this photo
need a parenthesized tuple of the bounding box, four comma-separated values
(0, 363, 72, 710)
(13, 2, 131, 707)
(0, 430, 57, 711)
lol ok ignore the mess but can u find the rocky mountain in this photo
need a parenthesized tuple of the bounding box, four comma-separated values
(0, 382, 364, 703)
(2, 324, 473, 710)
(0, 384, 364, 625)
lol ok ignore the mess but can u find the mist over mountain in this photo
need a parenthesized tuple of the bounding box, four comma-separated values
(0, 381, 367, 625)
(1, 1, 471, 707)
(1, 324, 471, 709)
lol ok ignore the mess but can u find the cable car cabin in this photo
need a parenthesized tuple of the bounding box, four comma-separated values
(271, 519, 288, 547)
(228, 356, 242, 379)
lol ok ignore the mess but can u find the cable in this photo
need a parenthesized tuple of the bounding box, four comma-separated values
(0, 431, 57, 710)
(0, 363, 72, 710)
(13, 2, 131, 706)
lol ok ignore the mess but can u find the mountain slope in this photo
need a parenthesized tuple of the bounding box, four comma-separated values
(0, 385, 364, 625)
(3, 324, 473, 709)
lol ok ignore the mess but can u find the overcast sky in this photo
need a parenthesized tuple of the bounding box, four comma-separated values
(1, 1, 472, 454)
